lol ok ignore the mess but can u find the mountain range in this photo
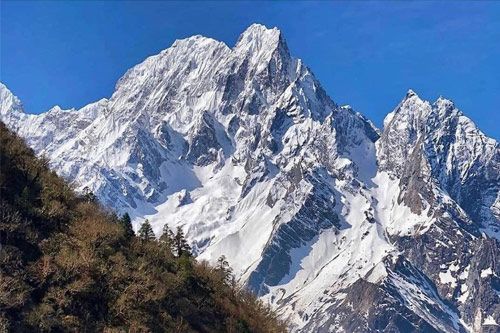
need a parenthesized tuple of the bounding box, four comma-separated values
(1, 24, 498, 332)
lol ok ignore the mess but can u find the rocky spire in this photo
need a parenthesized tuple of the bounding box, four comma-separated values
(0, 82, 24, 116)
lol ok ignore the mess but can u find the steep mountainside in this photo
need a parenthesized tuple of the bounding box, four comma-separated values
(1, 24, 498, 332)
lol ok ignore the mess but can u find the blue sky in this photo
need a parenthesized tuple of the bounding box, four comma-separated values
(1, 1, 499, 138)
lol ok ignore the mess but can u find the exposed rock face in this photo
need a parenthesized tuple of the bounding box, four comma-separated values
(248, 168, 341, 296)
(378, 91, 499, 236)
(1, 24, 498, 332)
(186, 112, 225, 166)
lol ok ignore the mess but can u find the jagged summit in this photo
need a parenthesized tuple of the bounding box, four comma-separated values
(165, 24, 283, 60)
(1, 23, 498, 333)
(234, 23, 288, 71)
(243, 22, 280, 33)
(170, 34, 230, 51)
(46, 105, 76, 113)
(235, 23, 282, 49)
(397, 90, 458, 119)
(402, 88, 425, 103)
(405, 88, 418, 97)
(0, 82, 23, 115)
(236, 23, 281, 45)
(381, 89, 428, 131)
(434, 95, 456, 112)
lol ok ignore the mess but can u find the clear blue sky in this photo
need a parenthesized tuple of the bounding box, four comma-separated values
(1, 1, 499, 138)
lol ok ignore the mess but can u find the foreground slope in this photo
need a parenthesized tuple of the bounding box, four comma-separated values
(1, 24, 498, 332)
(0, 122, 285, 332)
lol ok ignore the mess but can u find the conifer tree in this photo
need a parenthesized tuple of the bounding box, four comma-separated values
(174, 226, 191, 257)
(160, 224, 175, 254)
(216, 255, 233, 284)
(138, 219, 155, 241)
(19, 186, 30, 207)
(82, 186, 96, 203)
(119, 213, 135, 239)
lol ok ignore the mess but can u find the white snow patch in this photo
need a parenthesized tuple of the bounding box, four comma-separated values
(439, 269, 457, 289)
(483, 315, 498, 326)
(480, 267, 493, 278)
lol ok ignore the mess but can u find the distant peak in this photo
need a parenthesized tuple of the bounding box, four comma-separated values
(245, 23, 280, 34)
(435, 95, 454, 108)
(0, 82, 24, 115)
(400, 89, 426, 106)
(405, 89, 418, 98)
(48, 105, 64, 113)
(382, 89, 428, 128)
(170, 34, 227, 50)
(234, 23, 290, 71)
(0, 82, 14, 97)
(235, 23, 282, 50)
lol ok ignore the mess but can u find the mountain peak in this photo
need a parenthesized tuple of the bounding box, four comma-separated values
(233, 23, 290, 75)
(170, 34, 228, 50)
(406, 88, 417, 97)
(235, 23, 283, 53)
(47, 105, 72, 113)
(404, 88, 424, 102)
(382, 89, 428, 129)
(398, 89, 427, 111)
(0, 82, 24, 115)
(239, 23, 281, 40)
(400, 88, 429, 112)
(434, 95, 455, 110)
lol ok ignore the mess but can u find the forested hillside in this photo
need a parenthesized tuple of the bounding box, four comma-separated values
(0, 121, 286, 332)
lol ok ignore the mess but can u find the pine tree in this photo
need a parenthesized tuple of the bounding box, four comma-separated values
(138, 219, 155, 241)
(216, 255, 233, 284)
(160, 224, 175, 254)
(82, 186, 96, 203)
(174, 226, 191, 257)
(119, 213, 135, 239)
(19, 186, 30, 207)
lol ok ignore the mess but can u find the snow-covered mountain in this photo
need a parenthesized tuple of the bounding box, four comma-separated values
(1, 24, 498, 332)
